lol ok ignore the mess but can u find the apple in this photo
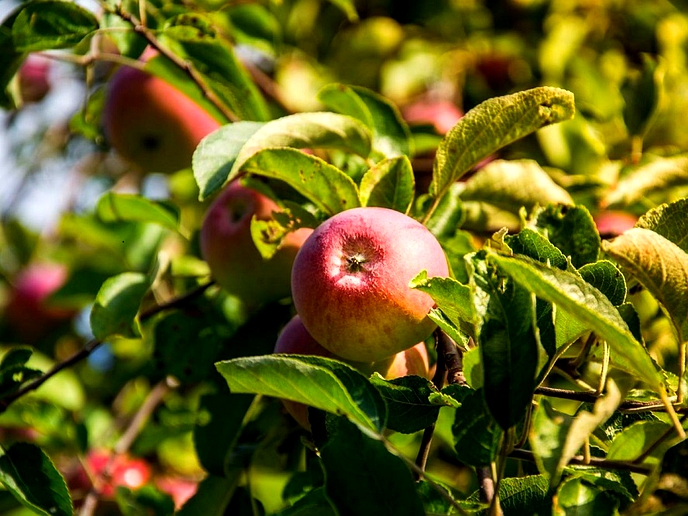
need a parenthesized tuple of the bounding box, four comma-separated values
(291, 206, 449, 363)
(402, 98, 463, 135)
(200, 181, 313, 308)
(67, 449, 151, 499)
(102, 50, 221, 174)
(594, 211, 638, 238)
(4, 262, 73, 343)
(274, 315, 430, 428)
(18, 54, 51, 103)
(155, 476, 198, 509)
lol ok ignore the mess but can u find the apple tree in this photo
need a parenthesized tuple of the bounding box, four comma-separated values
(1, 0, 688, 515)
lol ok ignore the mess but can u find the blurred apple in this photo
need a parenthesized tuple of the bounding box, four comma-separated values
(155, 476, 198, 509)
(18, 54, 52, 103)
(594, 211, 638, 238)
(274, 315, 430, 429)
(201, 181, 313, 308)
(291, 207, 449, 363)
(68, 449, 152, 499)
(402, 98, 463, 135)
(102, 50, 221, 173)
(4, 262, 73, 343)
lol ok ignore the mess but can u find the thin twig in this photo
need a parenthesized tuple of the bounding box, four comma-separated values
(534, 386, 687, 414)
(111, 5, 239, 123)
(509, 448, 655, 476)
(79, 378, 175, 516)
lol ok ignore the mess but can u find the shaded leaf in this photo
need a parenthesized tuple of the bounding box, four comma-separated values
(319, 416, 425, 516)
(319, 84, 411, 157)
(533, 204, 600, 268)
(360, 156, 415, 213)
(431, 87, 575, 199)
(96, 193, 179, 231)
(216, 355, 386, 432)
(90, 272, 150, 340)
(177, 475, 237, 516)
(0, 442, 72, 516)
(606, 420, 677, 464)
(603, 228, 688, 342)
(277, 487, 336, 516)
(505, 228, 568, 270)
(460, 159, 573, 214)
(452, 388, 503, 467)
(578, 260, 626, 306)
(490, 254, 662, 389)
(11, 0, 98, 52)
(369, 374, 440, 434)
(553, 476, 619, 516)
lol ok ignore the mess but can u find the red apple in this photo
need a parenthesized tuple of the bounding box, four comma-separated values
(200, 181, 313, 308)
(402, 98, 463, 135)
(594, 211, 638, 238)
(68, 449, 151, 499)
(155, 476, 198, 509)
(4, 262, 73, 342)
(18, 54, 51, 103)
(291, 207, 449, 363)
(274, 315, 431, 428)
(102, 50, 221, 174)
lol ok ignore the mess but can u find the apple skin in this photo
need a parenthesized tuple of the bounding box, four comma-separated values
(18, 54, 51, 103)
(274, 315, 430, 429)
(594, 211, 638, 238)
(102, 51, 221, 174)
(200, 181, 313, 308)
(291, 206, 449, 363)
(4, 263, 73, 343)
(402, 99, 463, 135)
(67, 449, 151, 499)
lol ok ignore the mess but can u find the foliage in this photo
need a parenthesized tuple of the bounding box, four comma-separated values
(1, 0, 688, 515)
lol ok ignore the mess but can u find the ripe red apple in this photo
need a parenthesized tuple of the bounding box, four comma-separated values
(594, 211, 638, 238)
(102, 50, 221, 174)
(402, 98, 463, 135)
(4, 262, 73, 343)
(67, 449, 151, 499)
(291, 207, 449, 363)
(274, 315, 431, 428)
(18, 54, 51, 103)
(155, 476, 198, 509)
(200, 181, 313, 308)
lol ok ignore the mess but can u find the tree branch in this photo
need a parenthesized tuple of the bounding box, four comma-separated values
(509, 448, 655, 476)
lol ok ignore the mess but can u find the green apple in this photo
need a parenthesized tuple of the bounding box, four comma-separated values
(201, 181, 313, 308)
(291, 206, 449, 363)
(102, 51, 221, 174)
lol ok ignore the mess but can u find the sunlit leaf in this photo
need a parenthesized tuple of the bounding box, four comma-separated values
(90, 272, 150, 340)
(636, 197, 688, 254)
(578, 260, 626, 306)
(359, 156, 414, 213)
(96, 193, 179, 231)
(533, 204, 600, 268)
(431, 87, 575, 199)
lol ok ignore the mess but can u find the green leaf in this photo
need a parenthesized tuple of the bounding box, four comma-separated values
(421, 183, 465, 239)
(490, 254, 662, 389)
(319, 84, 411, 158)
(451, 387, 503, 467)
(606, 420, 676, 464)
(319, 416, 425, 516)
(505, 228, 568, 270)
(466, 475, 554, 515)
(192, 122, 264, 201)
(534, 204, 600, 268)
(229, 112, 372, 183)
(96, 193, 179, 231)
(215, 355, 386, 433)
(369, 374, 440, 434)
(578, 260, 626, 306)
(430, 87, 575, 199)
(161, 13, 269, 122)
(177, 475, 237, 516)
(11, 0, 99, 52)
(326, 0, 359, 21)
(194, 383, 254, 477)
(602, 155, 688, 208)
(359, 156, 415, 213)
(0, 347, 42, 397)
(0, 442, 72, 516)
(277, 487, 336, 516)
(115, 485, 175, 516)
(564, 468, 637, 507)
(239, 148, 361, 215)
(603, 228, 688, 343)
(90, 272, 150, 341)
(530, 377, 626, 486)
(636, 197, 688, 254)
(460, 159, 574, 214)
(622, 54, 662, 138)
(410, 271, 475, 331)
(553, 477, 620, 516)
(470, 255, 539, 429)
